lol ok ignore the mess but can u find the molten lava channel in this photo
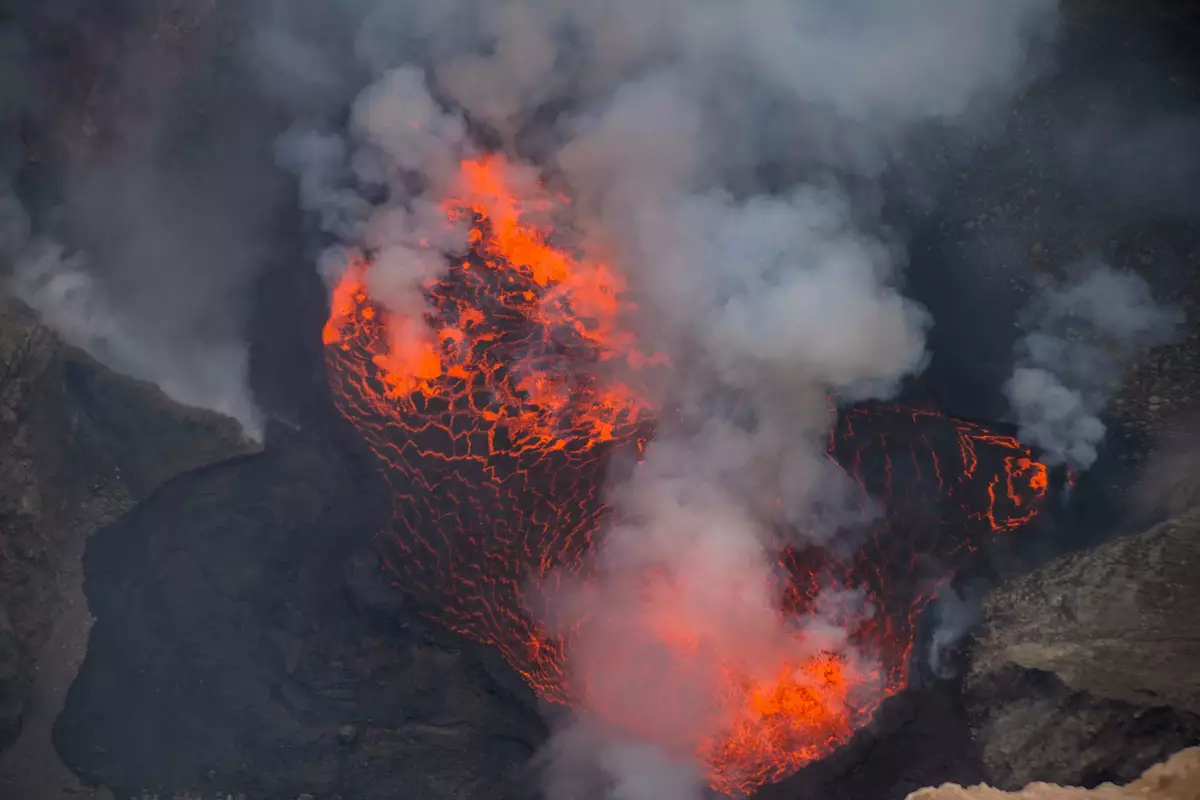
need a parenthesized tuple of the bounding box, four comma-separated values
(321, 154, 1048, 796)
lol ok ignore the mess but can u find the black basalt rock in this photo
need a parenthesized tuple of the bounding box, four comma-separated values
(54, 427, 547, 800)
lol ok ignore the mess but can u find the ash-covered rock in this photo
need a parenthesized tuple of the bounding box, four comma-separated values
(966, 508, 1200, 788)
(53, 427, 546, 800)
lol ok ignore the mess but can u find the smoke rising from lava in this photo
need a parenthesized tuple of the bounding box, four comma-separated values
(273, 0, 1059, 796)
(1005, 260, 1182, 472)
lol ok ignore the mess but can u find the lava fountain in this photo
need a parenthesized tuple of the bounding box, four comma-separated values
(322, 154, 1048, 796)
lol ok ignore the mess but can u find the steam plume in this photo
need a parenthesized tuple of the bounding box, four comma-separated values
(6, 231, 264, 435)
(925, 583, 985, 680)
(1, 166, 262, 434)
(272, 0, 1058, 796)
(0, 4, 287, 439)
(1005, 261, 1182, 472)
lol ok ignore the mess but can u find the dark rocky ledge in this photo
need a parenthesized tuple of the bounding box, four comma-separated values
(53, 426, 547, 800)
(0, 295, 256, 761)
(966, 507, 1200, 789)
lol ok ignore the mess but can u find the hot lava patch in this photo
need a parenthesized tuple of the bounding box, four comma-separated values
(321, 154, 1048, 796)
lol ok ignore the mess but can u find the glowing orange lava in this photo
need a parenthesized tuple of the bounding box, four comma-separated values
(322, 153, 1048, 796)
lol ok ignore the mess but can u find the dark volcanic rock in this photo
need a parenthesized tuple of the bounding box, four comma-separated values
(0, 296, 254, 756)
(0, 608, 18, 750)
(54, 428, 546, 800)
(966, 507, 1200, 788)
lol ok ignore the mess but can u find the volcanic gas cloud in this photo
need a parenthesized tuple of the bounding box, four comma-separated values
(283, 1, 1058, 796)
(320, 155, 1047, 795)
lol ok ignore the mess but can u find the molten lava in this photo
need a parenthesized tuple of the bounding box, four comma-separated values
(322, 154, 1048, 796)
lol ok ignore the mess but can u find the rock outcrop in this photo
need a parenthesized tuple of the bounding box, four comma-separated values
(907, 746, 1200, 800)
(0, 295, 256, 757)
(53, 427, 547, 800)
(967, 509, 1200, 788)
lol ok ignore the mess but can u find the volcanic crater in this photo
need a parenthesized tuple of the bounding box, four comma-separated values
(0, 2, 1198, 800)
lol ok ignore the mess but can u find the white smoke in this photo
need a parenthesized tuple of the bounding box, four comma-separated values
(538, 717, 707, 800)
(0, 4, 293, 439)
(0, 204, 264, 437)
(0, 173, 264, 435)
(1005, 261, 1182, 472)
(269, 1, 1059, 797)
(276, 64, 473, 311)
(925, 583, 985, 680)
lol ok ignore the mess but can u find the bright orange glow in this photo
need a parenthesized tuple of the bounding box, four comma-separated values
(704, 655, 871, 793)
(321, 153, 1049, 796)
(567, 577, 887, 794)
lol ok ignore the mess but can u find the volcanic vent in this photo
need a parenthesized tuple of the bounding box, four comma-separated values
(265, 2, 1067, 797)
(321, 153, 1049, 796)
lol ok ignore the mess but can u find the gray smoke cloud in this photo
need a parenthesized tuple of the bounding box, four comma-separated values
(925, 582, 986, 680)
(267, 0, 1058, 796)
(1, 174, 266, 434)
(0, 4, 293, 439)
(1005, 261, 1182, 472)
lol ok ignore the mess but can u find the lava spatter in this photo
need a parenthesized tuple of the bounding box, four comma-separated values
(322, 153, 1048, 796)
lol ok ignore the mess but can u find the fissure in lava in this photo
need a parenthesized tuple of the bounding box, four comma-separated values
(321, 154, 1048, 796)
